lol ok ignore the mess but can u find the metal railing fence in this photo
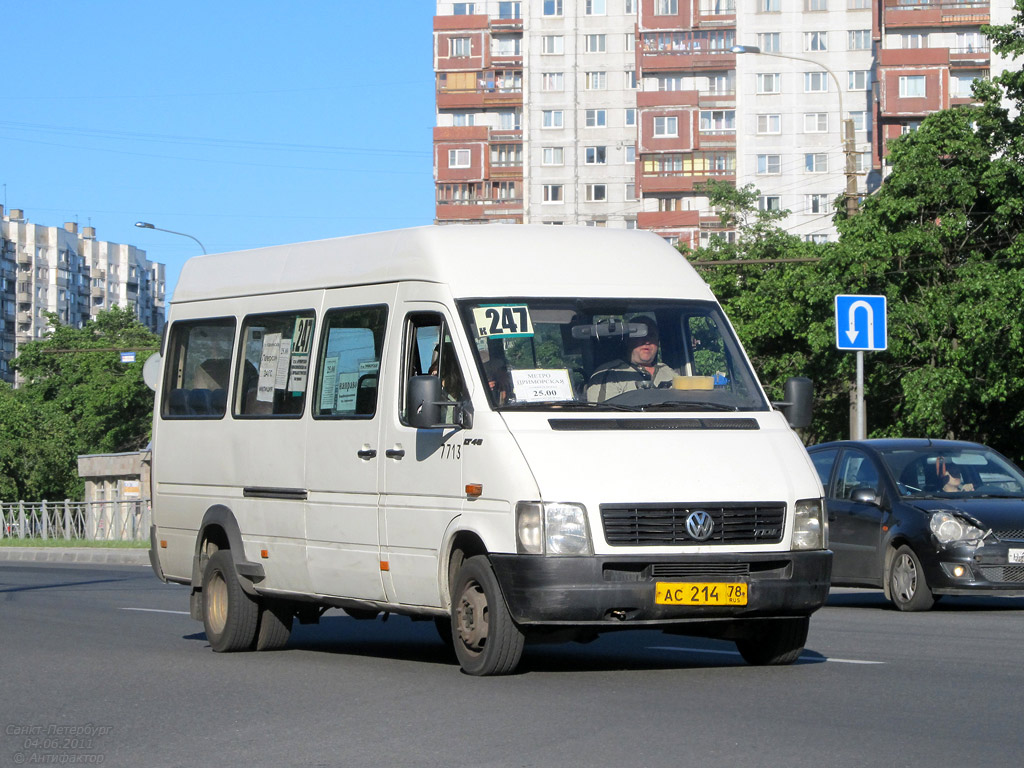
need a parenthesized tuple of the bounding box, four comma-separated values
(0, 499, 150, 542)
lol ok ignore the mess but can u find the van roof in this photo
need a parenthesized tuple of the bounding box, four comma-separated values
(171, 224, 716, 304)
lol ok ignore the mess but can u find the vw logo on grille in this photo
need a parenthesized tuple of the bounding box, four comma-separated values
(686, 510, 714, 541)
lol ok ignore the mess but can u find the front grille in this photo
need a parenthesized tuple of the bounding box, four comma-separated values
(978, 565, 1024, 584)
(995, 529, 1024, 542)
(601, 503, 785, 546)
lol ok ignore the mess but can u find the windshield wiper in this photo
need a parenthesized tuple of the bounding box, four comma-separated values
(638, 401, 739, 412)
(499, 400, 637, 412)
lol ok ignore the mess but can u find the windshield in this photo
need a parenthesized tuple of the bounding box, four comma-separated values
(456, 298, 768, 412)
(880, 445, 1024, 499)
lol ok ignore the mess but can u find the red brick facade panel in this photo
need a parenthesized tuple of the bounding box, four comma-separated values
(435, 142, 486, 183)
(880, 67, 947, 115)
(639, 0, 695, 30)
(639, 109, 693, 153)
(435, 30, 488, 71)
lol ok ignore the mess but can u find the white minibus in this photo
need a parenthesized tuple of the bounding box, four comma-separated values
(148, 225, 831, 675)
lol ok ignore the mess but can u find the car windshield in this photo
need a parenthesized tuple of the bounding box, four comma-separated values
(879, 446, 1024, 499)
(456, 298, 768, 412)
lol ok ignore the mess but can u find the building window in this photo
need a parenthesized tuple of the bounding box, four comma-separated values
(449, 37, 472, 57)
(804, 32, 828, 52)
(586, 34, 607, 53)
(708, 73, 735, 95)
(542, 110, 564, 128)
(760, 0, 780, 11)
(498, 109, 521, 130)
(699, 110, 735, 134)
(543, 0, 563, 16)
(757, 154, 781, 174)
(542, 146, 564, 166)
(542, 72, 564, 91)
(498, 1, 521, 19)
(805, 153, 828, 173)
(625, 145, 636, 163)
(901, 121, 922, 134)
(849, 70, 871, 90)
(585, 71, 607, 90)
(850, 111, 867, 131)
(804, 234, 829, 244)
(804, 113, 828, 133)
(585, 109, 607, 127)
(585, 184, 607, 202)
(625, 183, 637, 201)
(655, 0, 678, 13)
(956, 32, 985, 53)
(542, 35, 564, 54)
(757, 73, 781, 94)
(806, 194, 830, 213)
(493, 36, 521, 57)
(849, 30, 871, 50)
(626, 70, 639, 89)
(805, 0, 827, 9)
(848, 0, 870, 7)
(626, 0, 637, 12)
(952, 74, 981, 98)
(543, 185, 564, 203)
(490, 144, 522, 167)
(899, 75, 926, 98)
(805, 72, 828, 93)
(658, 75, 686, 92)
(654, 116, 679, 136)
(901, 33, 927, 49)
(625, 33, 635, 52)
(448, 149, 471, 168)
(453, 2, 475, 14)
(585, 146, 607, 164)
(757, 114, 781, 134)
(758, 196, 781, 212)
(853, 152, 871, 172)
(586, 0, 607, 14)
(758, 32, 780, 52)
(625, 108, 637, 126)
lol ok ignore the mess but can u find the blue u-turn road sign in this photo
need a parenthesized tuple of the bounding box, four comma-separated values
(835, 295, 887, 351)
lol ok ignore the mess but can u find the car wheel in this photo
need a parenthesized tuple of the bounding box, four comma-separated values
(202, 549, 259, 652)
(888, 545, 934, 612)
(255, 599, 293, 651)
(734, 617, 809, 665)
(451, 555, 525, 676)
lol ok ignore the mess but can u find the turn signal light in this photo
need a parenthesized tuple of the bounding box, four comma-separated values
(466, 483, 483, 498)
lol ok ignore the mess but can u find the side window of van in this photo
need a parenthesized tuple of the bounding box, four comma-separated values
(401, 313, 467, 426)
(162, 318, 236, 419)
(235, 310, 316, 418)
(313, 305, 388, 418)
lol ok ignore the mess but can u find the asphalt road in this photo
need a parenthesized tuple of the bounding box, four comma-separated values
(2, 562, 1023, 768)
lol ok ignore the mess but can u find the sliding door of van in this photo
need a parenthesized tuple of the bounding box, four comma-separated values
(379, 293, 468, 608)
(305, 287, 396, 601)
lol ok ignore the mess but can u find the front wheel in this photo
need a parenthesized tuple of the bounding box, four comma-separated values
(202, 549, 259, 652)
(888, 545, 934, 611)
(734, 617, 809, 665)
(451, 555, 525, 676)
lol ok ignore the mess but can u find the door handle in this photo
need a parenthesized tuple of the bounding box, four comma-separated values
(386, 448, 406, 460)
(357, 448, 377, 460)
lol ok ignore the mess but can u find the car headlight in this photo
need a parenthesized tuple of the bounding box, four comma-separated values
(516, 502, 593, 556)
(930, 511, 985, 548)
(793, 498, 827, 550)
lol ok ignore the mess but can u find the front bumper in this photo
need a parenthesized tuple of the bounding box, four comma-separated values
(489, 550, 832, 626)
(927, 542, 1024, 597)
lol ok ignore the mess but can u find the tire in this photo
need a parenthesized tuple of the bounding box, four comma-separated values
(451, 555, 525, 676)
(888, 545, 934, 612)
(255, 599, 293, 652)
(735, 617, 809, 666)
(202, 549, 259, 652)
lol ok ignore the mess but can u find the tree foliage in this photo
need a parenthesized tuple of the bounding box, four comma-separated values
(0, 307, 159, 501)
(684, 6, 1024, 462)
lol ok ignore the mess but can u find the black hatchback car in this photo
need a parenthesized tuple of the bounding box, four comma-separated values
(808, 439, 1024, 611)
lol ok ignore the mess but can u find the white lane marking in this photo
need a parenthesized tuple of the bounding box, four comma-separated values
(121, 607, 190, 615)
(647, 646, 885, 665)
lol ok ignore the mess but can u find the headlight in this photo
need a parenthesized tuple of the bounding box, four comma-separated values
(515, 502, 592, 556)
(930, 511, 985, 547)
(792, 498, 827, 550)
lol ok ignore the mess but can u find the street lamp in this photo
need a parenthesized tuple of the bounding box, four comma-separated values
(134, 221, 207, 254)
(731, 45, 858, 216)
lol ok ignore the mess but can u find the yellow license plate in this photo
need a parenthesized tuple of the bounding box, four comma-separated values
(655, 582, 748, 606)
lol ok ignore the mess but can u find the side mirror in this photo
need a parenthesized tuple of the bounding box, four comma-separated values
(407, 375, 472, 430)
(851, 487, 879, 505)
(773, 376, 813, 430)
(143, 353, 162, 392)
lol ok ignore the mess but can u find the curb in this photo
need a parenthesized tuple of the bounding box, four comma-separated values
(0, 547, 151, 566)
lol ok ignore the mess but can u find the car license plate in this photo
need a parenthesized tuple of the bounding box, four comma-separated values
(655, 582, 748, 606)
(1009, 549, 1024, 564)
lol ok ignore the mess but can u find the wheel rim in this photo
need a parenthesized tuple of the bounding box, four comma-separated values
(206, 569, 228, 635)
(892, 553, 918, 604)
(455, 579, 489, 656)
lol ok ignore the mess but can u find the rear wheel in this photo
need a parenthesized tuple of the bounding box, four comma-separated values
(888, 545, 934, 612)
(202, 549, 259, 652)
(735, 617, 809, 666)
(451, 555, 525, 676)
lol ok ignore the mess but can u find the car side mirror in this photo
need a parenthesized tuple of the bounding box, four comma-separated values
(851, 487, 879, 505)
(407, 375, 472, 430)
(773, 376, 813, 430)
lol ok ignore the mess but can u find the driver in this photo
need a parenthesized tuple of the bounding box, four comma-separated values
(585, 318, 677, 402)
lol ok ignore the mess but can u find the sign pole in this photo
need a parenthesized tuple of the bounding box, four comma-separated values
(855, 350, 865, 440)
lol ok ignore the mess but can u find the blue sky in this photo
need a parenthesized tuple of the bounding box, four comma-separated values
(3, 1, 436, 300)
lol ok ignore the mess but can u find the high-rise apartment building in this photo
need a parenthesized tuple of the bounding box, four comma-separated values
(0, 206, 166, 384)
(433, 0, 1010, 245)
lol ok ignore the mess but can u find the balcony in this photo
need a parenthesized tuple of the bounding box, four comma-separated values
(637, 210, 701, 229)
(639, 31, 736, 72)
(433, 126, 490, 142)
(433, 14, 489, 31)
(16, 250, 32, 265)
(882, 0, 989, 28)
(637, 90, 699, 108)
(640, 170, 735, 194)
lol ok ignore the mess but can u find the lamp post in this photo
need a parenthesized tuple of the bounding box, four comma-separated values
(134, 221, 207, 254)
(731, 45, 858, 216)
